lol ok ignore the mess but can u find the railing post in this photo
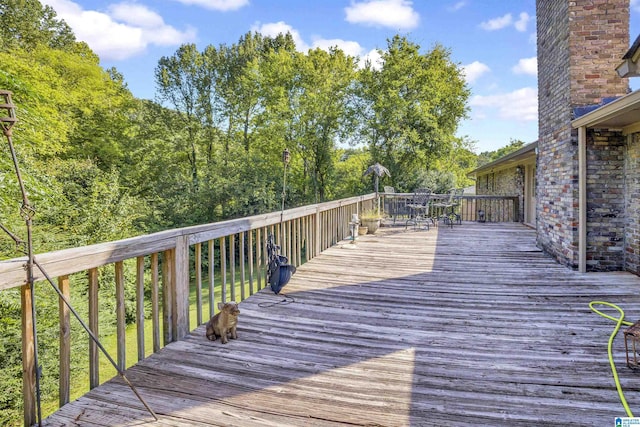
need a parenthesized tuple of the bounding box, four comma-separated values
(59, 275, 70, 407)
(88, 268, 99, 389)
(21, 283, 36, 427)
(162, 249, 175, 345)
(194, 244, 202, 327)
(115, 261, 126, 372)
(513, 196, 520, 222)
(315, 206, 321, 256)
(174, 235, 190, 340)
(136, 256, 145, 361)
(150, 254, 160, 353)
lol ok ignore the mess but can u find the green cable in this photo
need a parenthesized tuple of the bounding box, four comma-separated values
(589, 301, 634, 417)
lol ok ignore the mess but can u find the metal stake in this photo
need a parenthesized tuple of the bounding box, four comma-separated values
(0, 90, 158, 423)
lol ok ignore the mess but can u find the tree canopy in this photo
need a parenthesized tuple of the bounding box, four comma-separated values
(0, 2, 528, 424)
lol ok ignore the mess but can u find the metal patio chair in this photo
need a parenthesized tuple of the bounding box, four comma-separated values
(405, 188, 434, 231)
(383, 186, 398, 224)
(432, 188, 462, 228)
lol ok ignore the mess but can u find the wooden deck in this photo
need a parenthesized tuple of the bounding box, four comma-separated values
(43, 222, 640, 426)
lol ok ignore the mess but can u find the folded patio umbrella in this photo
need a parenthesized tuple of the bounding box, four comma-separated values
(266, 234, 296, 294)
(267, 254, 296, 294)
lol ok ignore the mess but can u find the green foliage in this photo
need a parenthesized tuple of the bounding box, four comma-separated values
(0, 8, 482, 424)
(332, 148, 371, 198)
(477, 139, 526, 166)
(416, 169, 456, 194)
(357, 36, 470, 192)
(0, 0, 77, 52)
(0, 7, 151, 423)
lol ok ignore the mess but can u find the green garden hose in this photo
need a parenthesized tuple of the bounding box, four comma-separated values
(589, 301, 634, 417)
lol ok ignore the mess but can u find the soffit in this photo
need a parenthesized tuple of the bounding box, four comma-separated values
(572, 90, 640, 131)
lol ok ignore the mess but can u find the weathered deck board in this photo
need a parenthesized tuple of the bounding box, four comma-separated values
(43, 222, 640, 426)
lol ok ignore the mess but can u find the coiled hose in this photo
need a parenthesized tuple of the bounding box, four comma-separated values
(589, 301, 634, 417)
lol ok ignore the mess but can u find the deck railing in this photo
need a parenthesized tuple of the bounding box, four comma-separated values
(0, 193, 376, 426)
(382, 193, 521, 223)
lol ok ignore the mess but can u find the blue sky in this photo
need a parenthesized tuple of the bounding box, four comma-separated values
(41, 0, 640, 153)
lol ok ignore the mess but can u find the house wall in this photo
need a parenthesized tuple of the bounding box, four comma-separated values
(586, 129, 626, 271)
(536, 0, 578, 268)
(625, 132, 640, 274)
(476, 167, 524, 222)
(536, 0, 629, 270)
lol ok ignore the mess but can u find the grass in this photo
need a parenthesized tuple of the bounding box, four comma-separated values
(38, 271, 263, 419)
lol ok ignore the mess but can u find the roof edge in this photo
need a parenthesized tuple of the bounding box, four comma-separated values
(468, 141, 537, 177)
(571, 89, 640, 128)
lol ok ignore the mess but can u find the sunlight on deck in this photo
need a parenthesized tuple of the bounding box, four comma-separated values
(41, 223, 640, 426)
(208, 348, 416, 425)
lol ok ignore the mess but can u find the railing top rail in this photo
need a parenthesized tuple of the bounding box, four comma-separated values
(384, 193, 518, 200)
(0, 194, 376, 291)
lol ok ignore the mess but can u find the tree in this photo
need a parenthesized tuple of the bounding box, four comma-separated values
(155, 44, 208, 192)
(477, 139, 526, 166)
(294, 47, 357, 202)
(357, 36, 470, 192)
(332, 148, 371, 198)
(0, 0, 76, 51)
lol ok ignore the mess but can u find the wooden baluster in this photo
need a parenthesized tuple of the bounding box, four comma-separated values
(208, 240, 215, 319)
(162, 249, 174, 345)
(315, 208, 321, 255)
(195, 243, 202, 327)
(240, 232, 246, 301)
(88, 268, 100, 388)
(256, 228, 262, 291)
(150, 254, 160, 353)
(220, 237, 227, 303)
(297, 218, 302, 266)
(136, 256, 145, 361)
(21, 282, 35, 427)
(248, 230, 254, 296)
(174, 235, 190, 340)
(230, 234, 236, 302)
(115, 261, 125, 371)
(286, 221, 292, 262)
(59, 275, 70, 407)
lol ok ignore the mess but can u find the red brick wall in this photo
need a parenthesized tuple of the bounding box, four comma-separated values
(569, 0, 630, 106)
(536, 0, 629, 270)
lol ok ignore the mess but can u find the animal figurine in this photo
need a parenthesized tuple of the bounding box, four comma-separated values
(205, 302, 240, 344)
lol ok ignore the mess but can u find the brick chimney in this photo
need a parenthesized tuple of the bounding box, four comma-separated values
(536, 0, 629, 269)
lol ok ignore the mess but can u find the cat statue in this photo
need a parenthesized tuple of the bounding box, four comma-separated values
(205, 302, 240, 344)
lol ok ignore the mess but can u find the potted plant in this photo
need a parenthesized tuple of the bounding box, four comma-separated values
(359, 209, 382, 234)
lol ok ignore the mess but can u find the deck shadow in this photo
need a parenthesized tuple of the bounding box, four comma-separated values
(44, 223, 640, 426)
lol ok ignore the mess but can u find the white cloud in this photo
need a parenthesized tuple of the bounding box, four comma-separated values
(251, 24, 379, 70)
(480, 13, 512, 31)
(360, 48, 384, 70)
(462, 61, 490, 84)
(514, 12, 530, 32)
(512, 57, 537, 76)
(108, 3, 165, 27)
(470, 87, 538, 121)
(310, 40, 385, 70)
(251, 21, 309, 51)
(448, 1, 466, 12)
(169, 0, 249, 11)
(252, 21, 379, 69)
(41, 0, 196, 61)
(345, 0, 419, 30)
(312, 38, 364, 58)
(480, 11, 530, 32)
